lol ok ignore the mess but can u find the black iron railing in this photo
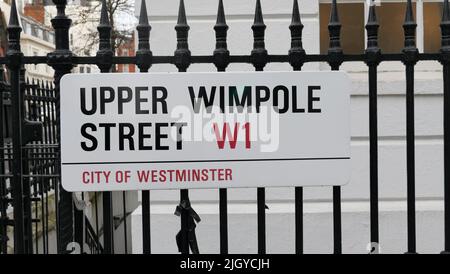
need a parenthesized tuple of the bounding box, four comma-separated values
(0, 0, 450, 254)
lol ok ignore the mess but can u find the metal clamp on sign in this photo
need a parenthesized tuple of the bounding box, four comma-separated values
(174, 199, 201, 254)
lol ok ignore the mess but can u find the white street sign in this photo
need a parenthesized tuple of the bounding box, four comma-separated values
(60, 71, 351, 192)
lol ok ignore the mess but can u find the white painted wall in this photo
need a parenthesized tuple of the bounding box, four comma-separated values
(130, 0, 446, 254)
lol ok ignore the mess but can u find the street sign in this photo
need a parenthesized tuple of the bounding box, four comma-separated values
(60, 71, 351, 192)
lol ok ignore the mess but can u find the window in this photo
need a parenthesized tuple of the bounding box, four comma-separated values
(80, 66, 85, 73)
(86, 67, 91, 73)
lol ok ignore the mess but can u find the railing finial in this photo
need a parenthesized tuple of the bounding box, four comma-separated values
(99, 0, 111, 27)
(139, 0, 150, 26)
(136, 0, 152, 72)
(97, 0, 113, 72)
(214, 0, 230, 71)
(328, 0, 343, 68)
(177, 0, 187, 25)
(175, 0, 191, 72)
(251, 0, 268, 71)
(7, 0, 22, 56)
(216, 0, 227, 25)
(366, 0, 379, 51)
(254, 0, 264, 26)
(403, 0, 418, 60)
(365, 0, 381, 65)
(8, 0, 20, 28)
(289, 0, 305, 70)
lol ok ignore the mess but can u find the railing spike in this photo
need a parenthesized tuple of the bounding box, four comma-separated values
(99, 0, 111, 27)
(330, 0, 339, 24)
(174, 0, 191, 72)
(405, 0, 415, 23)
(254, 0, 264, 25)
(139, 0, 150, 26)
(177, 0, 187, 25)
(251, 0, 268, 71)
(8, 0, 20, 28)
(216, 0, 226, 25)
(328, 0, 342, 65)
(289, 0, 305, 70)
(214, 0, 230, 71)
(368, 0, 377, 23)
(7, 0, 22, 56)
(97, 0, 113, 72)
(366, 0, 380, 55)
(136, 0, 152, 72)
(403, 0, 417, 54)
(291, 0, 302, 25)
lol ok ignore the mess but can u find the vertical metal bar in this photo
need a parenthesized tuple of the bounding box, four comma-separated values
(175, 0, 192, 255)
(122, 191, 128, 254)
(368, 65, 379, 246)
(94, 192, 99, 238)
(0, 66, 6, 254)
(403, 0, 418, 254)
(48, 0, 74, 254)
(406, 54, 417, 252)
(328, 0, 343, 254)
(441, 0, 450, 254)
(6, 0, 25, 254)
(20, 69, 33, 254)
(179, 189, 190, 254)
(73, 198, 84, 253)
(214, 0, 230, 255)
(289, 0, 305, 254)
(38, 81, 48, 254)
(444, 65, 450, 253)
(251, 0, 268, 255)
(141, 191, 151, 254)
(96, 0, 115, 254)
(136, 0, 152, 254)
(365, 1, 381, 250)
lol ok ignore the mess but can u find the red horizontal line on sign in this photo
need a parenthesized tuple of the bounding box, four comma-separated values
(62, 157, 351, 166)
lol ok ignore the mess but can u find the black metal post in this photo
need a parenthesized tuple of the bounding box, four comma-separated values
(251, 0, 268, 255)
(214, 0, 230, 255)
(175, 0, 192, 255)
(96, 0, 115, 254)
(365, 1, 381, 250)
(328, 0, 343, 255)
(402, 0, 418, 254)
(136, 0, 153, 255)
(289, 0, 306, 255)
(48, 0, 75, 254)
(441, 0, 450, 254)
(6, 0, 26, 254)
(20, 68, 33, 254)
